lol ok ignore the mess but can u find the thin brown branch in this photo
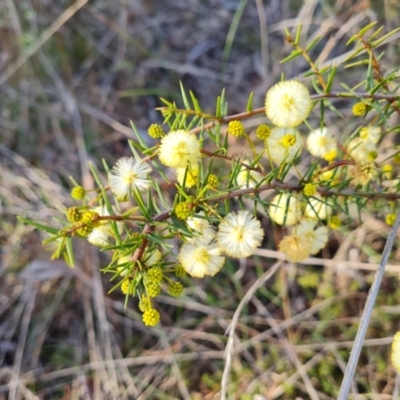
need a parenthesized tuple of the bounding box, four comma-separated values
(131, 224, 152, 262)
(201, 149, 262, 172)
(313, 160, 355, 179)
(184, 92, 400, 136)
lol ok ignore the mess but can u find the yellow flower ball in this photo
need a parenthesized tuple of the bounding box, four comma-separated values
(352, 102, 367, 116)
(227, 120, 245, 137)
(142, 308, 160, 326)
(386, 213, 396, 226)
(71, 186, 85, 200)
(256, 124, 271, 140)
(303, 183, 317, 197)
(392, 330, 400, 373)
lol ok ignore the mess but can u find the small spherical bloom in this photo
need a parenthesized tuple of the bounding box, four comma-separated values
(177, 164, 199, 188)
(138, 295, 151, 312)
(217, 211, 264, 258)
(296, 219, 328, 254)
(207, 174, 219, 188)
(328, 216, 341, 230)
(77, 224, 93, 237)
(168, 281, 183, 297)
(228, 120, 245, 137)
(265, 127, 303, 165)
(179, 237, 225, 278)
(158, 130, 201, 168)
(303, 183, 317, 197)
(348, 138, 377, 163)
(174, 264, 186, 277)
(352, 102, 367, 116)
(237, 168, 264, 189)
(147, 282, 161, 298)
(359, 126, 381, 143)
(142, 308, 160, 326)
(109, 157, 152, 198)
(279, 233, 312, 263)
(304, 195, 332, 220)
(187, 211, 216, 240)
(316, 167, 335, 182)
(66, 206, 81, 222)
(386, 213, 396, 226)
(306, 128, 338, 158)
(175, 200, 195, 220)
(349, 162, 377, 186)
(121, 279, 135, 295)
(265, 81, 311, 128)
(323, 149, 338, 162)
(281, 134, 296, 147)
(71, 186, 85, 200)
(146, 266, 163, 283)
(256, 124, 271, 140)
(382, 164, 393, 180)
(148, 123, 164, 139)
(269, 193, 301, 226)
(81, 211, 98, 225)
(367, 151, 378, 161)
(391, 331, 400, 373)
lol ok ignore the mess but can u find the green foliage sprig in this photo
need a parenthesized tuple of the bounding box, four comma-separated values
(20, 23, 400, 332)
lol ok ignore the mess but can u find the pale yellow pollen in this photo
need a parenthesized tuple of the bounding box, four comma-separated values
(193, 248, 210, 264)
(176, 143, 189, 158)
(316, 136, 329, 147)
(123, 172, 137, 185)
(234, 226, 245, 241)
(359, 128, 369, 140)
(283, 95, 295, 109)
(360, 162, 376, 176)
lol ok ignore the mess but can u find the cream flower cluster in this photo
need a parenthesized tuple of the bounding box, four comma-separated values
(88, 206, 123, 247)
(156, 129, 203, 190)
(304, 195, 333, 220)
(237, 168, 264, 189)
(158, 130, 201, 168)
(265, 81, 311, 128)
(187, 211, 216, 240)
(265, 127, 303, 165)
(179, 210, 264, 277)
(269, 193, 301, 225)
(348, 137, 377, 162)
(109, 157, 152, 199)
(347, 126, 381, 163)
(279, 219, 328, 262)
(306, 127, 338, 161)
(263, 81, 312, 165)
(269, 192, 333, 225)
(268, 192, 331, 262)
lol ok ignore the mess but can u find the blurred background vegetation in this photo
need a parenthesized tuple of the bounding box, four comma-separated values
(1, 0, 400, 399)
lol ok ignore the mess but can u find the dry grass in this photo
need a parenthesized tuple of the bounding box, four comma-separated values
(1, 0, 400, 399)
